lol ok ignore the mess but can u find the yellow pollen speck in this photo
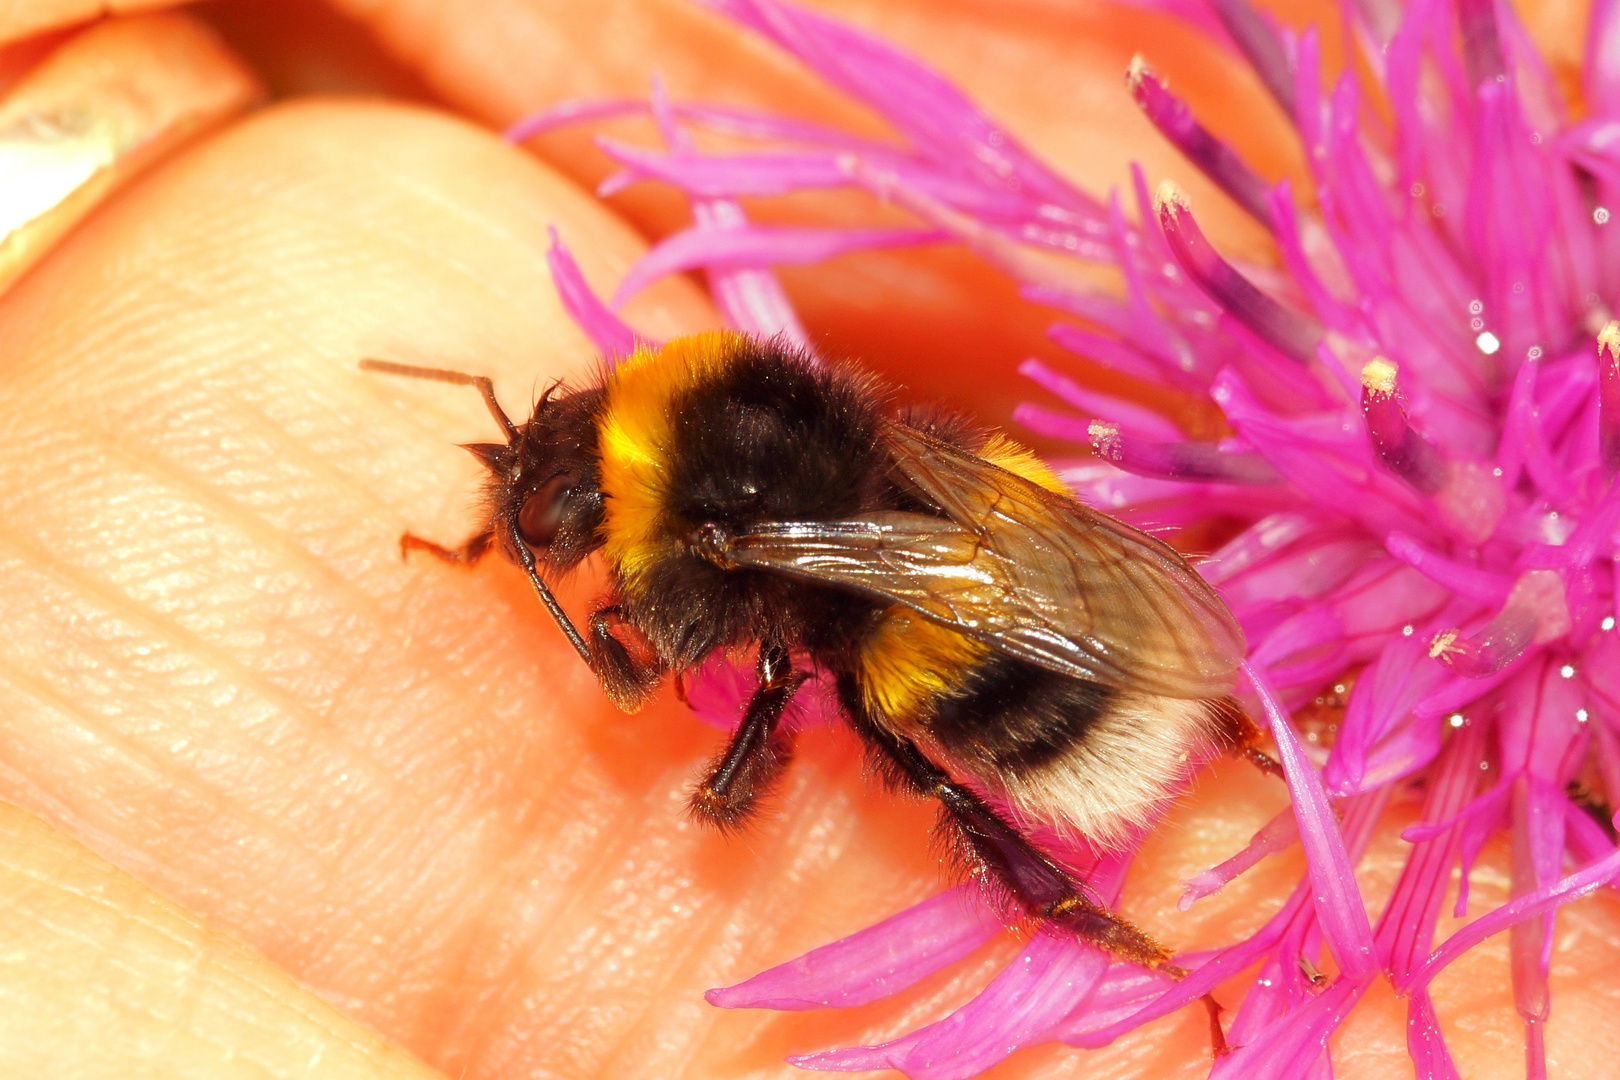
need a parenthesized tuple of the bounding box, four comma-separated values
(1153, 180, 1189, 216)
(1361, 357, 1398, 393)
(1127, 54, 1153, 88)
(1599, 320, 1620, 365)
(1428, 630, 1459, 659)
(1088, 420, 1121, 459)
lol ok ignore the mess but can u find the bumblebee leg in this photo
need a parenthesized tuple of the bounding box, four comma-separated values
(830, 687, 1171, 972)
(586, 605, 664, 711)
(690, 644, 807, 831)
(843, 708, 1234, 1054)
(1211, 697, 1284, 779)
(399, 530, 493, 565)
(1203, 994, 1231, 1056)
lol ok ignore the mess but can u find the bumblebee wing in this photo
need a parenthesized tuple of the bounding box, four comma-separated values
(722, 424, 1244, 698)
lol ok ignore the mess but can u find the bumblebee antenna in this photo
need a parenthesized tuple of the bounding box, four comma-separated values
(506, 515, 595, 670)
(360, 359, 520, 443)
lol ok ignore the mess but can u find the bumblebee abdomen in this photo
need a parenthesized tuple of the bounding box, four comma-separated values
(859, 630, 1224, 846)
(926, 657, 1119, 775)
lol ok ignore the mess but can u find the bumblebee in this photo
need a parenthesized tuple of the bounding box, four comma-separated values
(364, 331, 1260, 972)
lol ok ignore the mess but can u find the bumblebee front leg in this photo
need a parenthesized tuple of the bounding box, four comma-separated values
(399, 530, 493, 565)
(689, 644, 807, 831)
(586, 605, 664, 712)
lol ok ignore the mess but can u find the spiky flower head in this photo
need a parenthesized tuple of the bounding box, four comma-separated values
(517, 0, 1620, 1074)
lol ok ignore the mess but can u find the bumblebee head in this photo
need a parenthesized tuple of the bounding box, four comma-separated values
(361, 358, 610, 671)
(467, 384, 605, 574)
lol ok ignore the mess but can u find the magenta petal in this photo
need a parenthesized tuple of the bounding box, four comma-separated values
(1588, 0, 1620, 117)
(1407, 839, 1620, 993)
(1179, 805, 1299, 908)
(680, 651, 839, 733)
(1563, 793, 1618, 864)
(1361, 363, 1451, 495)
(1401, 780, 1509, 846)
(505, 96, 650, 142)
(1067, 876, 1319, 1048)
(545, 227, 644, 359)
(1385, 532, 1513, 604)
(508, 96, 897, 152)
(1413, 660, 1524, 721)
(689, 202, 815, 347)
(1126, 58, 1272, 227)
(1054, 952, 1230, 1047)
(1328, 625, 1457, 794)
(692, 0, 1097, 214)
(1599, 324, 1620, 483)
(1212, 979, 1367, 1080)
(1045, 322, 1200, 390)
(1406, 989, 1464, 1080)
(707, 887, 1003, 1010)
(531, 0, 1620, 1073)
(593, 138, 855, 197)
(1245, 661, 1379, 979)
(610, 223, 942, 308)
(790, 933, 1107, 1080)
(1155, 186, 1324, 365)
(1378, 717, 1489, 982)
(1089, 426, 1281, 484)
(1017, 358, 1184, 441)
(1012, 403, 1109, 446)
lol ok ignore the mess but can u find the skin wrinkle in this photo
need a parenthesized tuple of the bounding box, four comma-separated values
(0, 805, 442, 1080)
(314, 0, 1304, 441)
(391, 719, 720, 1051)
(9, 320, 644, 971)
(0, 367, 709, 1049)
(0, 516, 417, 856)
(484, 756, 844, 1079)
(9, 433, 1101, 1049)
(595, 783, 837, 1075)
(411, 746, 628, 963)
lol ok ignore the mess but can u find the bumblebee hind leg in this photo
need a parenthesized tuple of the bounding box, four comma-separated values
(836, 675, 1231, 1054)
(860, 717, 1175, 967)
(1212, 697, 1284, 779)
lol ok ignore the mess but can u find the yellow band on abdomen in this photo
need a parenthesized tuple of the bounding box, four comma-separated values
(856, 606, 989, 721)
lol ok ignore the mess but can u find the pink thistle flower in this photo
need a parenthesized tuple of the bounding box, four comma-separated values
(516, 0, 1620, 1074)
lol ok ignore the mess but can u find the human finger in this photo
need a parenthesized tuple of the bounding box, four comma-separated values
(0, 12, 258, 294)
(0, 802, 446, 1079)
(0, 0, 189, 49)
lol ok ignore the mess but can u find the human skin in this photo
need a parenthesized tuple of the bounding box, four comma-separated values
(1, 3, 1618, 1079)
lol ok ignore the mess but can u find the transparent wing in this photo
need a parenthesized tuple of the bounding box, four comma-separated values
(718, 423, 1244, 698)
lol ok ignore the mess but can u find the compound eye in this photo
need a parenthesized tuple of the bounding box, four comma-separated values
(517, 475, 571, 547)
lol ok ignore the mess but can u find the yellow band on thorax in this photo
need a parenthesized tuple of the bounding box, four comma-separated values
(596, 331, 745, 585)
